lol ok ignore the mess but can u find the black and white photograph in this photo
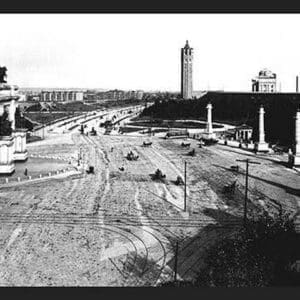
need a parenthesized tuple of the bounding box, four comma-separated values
(0, 12, 299, 288)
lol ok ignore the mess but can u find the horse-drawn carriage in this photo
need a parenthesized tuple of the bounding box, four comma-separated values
(175, 176, 184, 185)
(126, 150, 139, 161)
(181, 142, 191, 148)
(90, 127, 97, 136)
(143, 141, 152, 147)
(187, 148, 196, 156)
(230, 165, 239, 172)
(86, 166, 95, 174)
(201, 138, 218, 146)
(151, 169, 166, 182)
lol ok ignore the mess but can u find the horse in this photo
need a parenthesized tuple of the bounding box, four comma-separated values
(181, 142, 191, 148)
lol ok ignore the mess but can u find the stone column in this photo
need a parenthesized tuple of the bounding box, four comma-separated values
(255, 105, 269, 152)
(259, 106, 265, 144)
(289, 109, 300, 167)
(204, 103, 216, 139)
(8, 99, 16, 130)
(13, 129, 28, 161)
(206, 103, 213, 135)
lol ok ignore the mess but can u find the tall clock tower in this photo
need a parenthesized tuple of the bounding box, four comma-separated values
(181, 40, 193, 99)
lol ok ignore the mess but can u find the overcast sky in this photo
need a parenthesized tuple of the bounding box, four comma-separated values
(1, 14, 300, 92)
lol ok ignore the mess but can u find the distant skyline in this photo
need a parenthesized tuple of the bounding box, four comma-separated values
(1, 14, 300, 92)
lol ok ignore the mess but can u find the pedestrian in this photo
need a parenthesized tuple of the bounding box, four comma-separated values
(24, 168, 28, 176)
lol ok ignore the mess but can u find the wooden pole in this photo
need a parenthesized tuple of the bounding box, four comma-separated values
(236, 158, 260, 228)
(174, 241, 179, 282)
(184, 161, 187, 212)
(244, 159, 249, 227)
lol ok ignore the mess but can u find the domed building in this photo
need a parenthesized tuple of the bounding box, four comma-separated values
(252, 68, 277, 93)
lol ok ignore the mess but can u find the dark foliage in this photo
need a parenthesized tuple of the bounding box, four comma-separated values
(25, 103, 42, 112)
(141, 93, 300, 147)
(161, 213, 300, 287)
(15, 107, 33, 130)
(0, 111, 12, 136)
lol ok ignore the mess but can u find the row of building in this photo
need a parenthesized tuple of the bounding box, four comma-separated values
(20, 88, 144, 103)
(85, 89, 144, 102)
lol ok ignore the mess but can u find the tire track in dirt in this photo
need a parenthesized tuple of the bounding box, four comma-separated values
(77, 136, 173, 286)
(137, 146, 185, 210)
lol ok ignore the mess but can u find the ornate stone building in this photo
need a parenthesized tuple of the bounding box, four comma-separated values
(181, 40, 193, 99)
(252, 69, 277, 93)
(0, 84, 28, 174)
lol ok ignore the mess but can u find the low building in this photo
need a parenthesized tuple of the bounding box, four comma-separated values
(40, 89, 84, 102)
(234, 124, 253, 141)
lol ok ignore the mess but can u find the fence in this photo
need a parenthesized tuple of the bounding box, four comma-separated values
(0, 166, 80, 185)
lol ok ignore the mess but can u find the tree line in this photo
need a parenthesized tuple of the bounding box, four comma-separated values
(141, 92, 300, 147)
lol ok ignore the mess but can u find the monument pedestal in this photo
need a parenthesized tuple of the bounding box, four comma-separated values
(13, 129, 28, 161)
(255, 106, 269, 153)
(202, 132, 217, 140)
(255, 142, 269, 152)
(0, 136, 15, 174)
(14, 150, 28, 161)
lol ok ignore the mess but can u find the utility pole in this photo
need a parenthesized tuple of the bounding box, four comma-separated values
(236, 158, 261, 227)
(184, 161, 187, 212)
(174, 241, 179, 282)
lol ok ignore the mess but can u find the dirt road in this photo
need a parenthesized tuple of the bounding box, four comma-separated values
(0, 120, 299, 286)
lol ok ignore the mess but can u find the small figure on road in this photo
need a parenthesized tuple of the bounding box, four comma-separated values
(24, 168, 28, 176)
(111, 147, 114, 152)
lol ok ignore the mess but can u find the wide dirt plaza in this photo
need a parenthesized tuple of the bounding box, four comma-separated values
(0, 107, 299, 286)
